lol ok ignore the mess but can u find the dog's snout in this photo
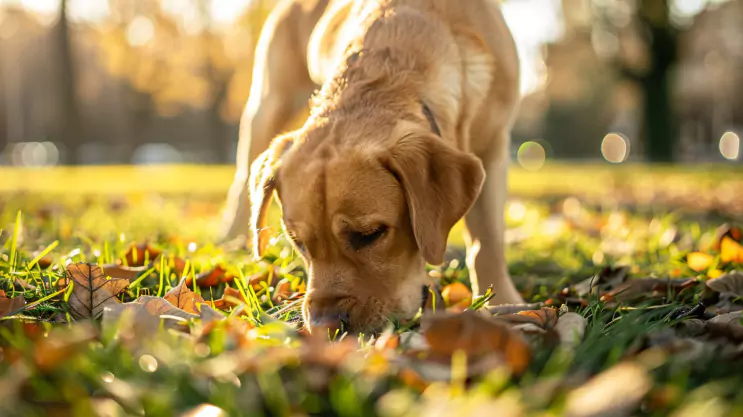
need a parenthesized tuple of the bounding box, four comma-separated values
(309, 311, 349, 335)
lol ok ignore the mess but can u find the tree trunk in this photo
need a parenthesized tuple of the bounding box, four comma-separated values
(55, 0, 84, 165)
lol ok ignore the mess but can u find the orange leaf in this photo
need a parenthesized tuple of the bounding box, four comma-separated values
(185, 265, 235, 287)
(721, 237, 743, 264)
(441, 282, 472, 308)
(66, 262, 130, 319)
(0, 290, 26, 318)
(213, 287, 248, 310)
(248, 268, 279, 291)
(121, 242, 161, 267)
(687, 252, 714, 272)
(272, 278, 292, 302)
(165, 280, 206, 314)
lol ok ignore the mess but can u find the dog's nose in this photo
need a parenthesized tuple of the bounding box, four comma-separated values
(309, 311, 349, 336)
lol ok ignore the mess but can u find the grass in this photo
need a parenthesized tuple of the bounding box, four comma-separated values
(1, 163, 743, 416)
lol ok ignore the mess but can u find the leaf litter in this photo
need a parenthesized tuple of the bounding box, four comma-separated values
(2, 188, 743, 415)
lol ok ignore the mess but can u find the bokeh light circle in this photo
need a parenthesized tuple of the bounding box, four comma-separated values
(517, 141, 546, 171)
(719, 131, 740, 161)
(601, 133, 630, 163)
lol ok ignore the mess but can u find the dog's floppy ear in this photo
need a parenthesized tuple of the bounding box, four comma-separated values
(384, 134, 485, 265)
(249, 133, 294, 260)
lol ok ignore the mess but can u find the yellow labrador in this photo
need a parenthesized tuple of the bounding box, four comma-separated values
(221, 0, 524, 333)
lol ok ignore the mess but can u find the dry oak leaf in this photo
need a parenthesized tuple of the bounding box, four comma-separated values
(0, 290, 26, 318)
(66, 262, 129, 319)
(419, 310, 531, 375)
(165, 280, 206, 314)
(706, 270, 743, 296)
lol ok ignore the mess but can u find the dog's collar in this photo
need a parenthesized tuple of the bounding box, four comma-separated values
(421, 102, 441, 137)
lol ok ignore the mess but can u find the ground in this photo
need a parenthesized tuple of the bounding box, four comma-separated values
(1, 163, 743, 417)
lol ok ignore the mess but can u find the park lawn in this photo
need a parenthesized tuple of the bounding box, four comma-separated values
(1, 163, 743, 416)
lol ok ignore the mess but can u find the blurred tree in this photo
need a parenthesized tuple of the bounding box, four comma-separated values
(56, 0, 84, 164)
(617, 0, 678, 162)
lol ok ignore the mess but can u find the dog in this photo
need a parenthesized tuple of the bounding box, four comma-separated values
(221, 0, 524, 334)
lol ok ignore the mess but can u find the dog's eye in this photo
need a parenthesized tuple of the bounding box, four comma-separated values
(348, 226, 388, 251)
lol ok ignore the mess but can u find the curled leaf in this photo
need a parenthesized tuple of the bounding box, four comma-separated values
(102, 263, 149, 281)
(66, 262, 129, 319)
(706, 311, 743, 341)
(706, 271, 743, 296)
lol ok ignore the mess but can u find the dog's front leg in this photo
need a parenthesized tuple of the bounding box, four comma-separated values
(220, 3, 317, 242)
(463, 133, 524, 305)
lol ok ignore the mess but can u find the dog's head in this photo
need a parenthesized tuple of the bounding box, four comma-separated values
(249, 118, 484, 334)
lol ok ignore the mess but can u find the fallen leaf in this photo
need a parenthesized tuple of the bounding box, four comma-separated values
(573, 265, 630, 296)
(554, 312, 587, 348)
(486, 303, 543, 316)
(197, 303, 225, 324)
(564, 361, 652, 417)
(213, 287, 248, 310)
(600, 278, 698, 303)
(185, 265, 235, 287)
(272, 278, 292, 302)
(248, 268, 279, 291)
(66, 262, 130, 319)
(706, 270, 743, 296)
(441, 282, 472, 309)
(714, 223, 742, 251)
(720, 237, 743, 264)
(33, 323, 98, 372)
(687, 252, 714, 272)
(0, 290, 25, 318)
(121, 243, 161, 267)
(165, 280, 206, 314)
(706, 311, 743, 341)
(419, 310, 531, 375)
(102, 264, 149, 281)
(493, 307, 559, 330)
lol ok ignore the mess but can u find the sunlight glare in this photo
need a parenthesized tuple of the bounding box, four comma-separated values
(126, 16, 154, 47)
(210, 0, 252, 25)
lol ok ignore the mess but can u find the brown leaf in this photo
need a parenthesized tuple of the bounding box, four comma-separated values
(492, 307, 559, 330)
(706, 270, 743, 296)
(165, 280, 206, 314)
(197, 303, 225, 324)
(420, 310, 531, 375)
(564, 361, 651, 417)
(102, 296, 196, 340)
(0, 290, 26, 318)
(102, 263, 149, 281)
(66, 262, 130, 319)
(121, 242, 161, 267)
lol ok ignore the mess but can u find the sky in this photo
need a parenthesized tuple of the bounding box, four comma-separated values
(1, 0, 724, 95)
